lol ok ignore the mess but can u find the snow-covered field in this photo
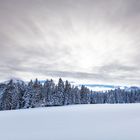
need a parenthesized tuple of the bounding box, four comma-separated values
(0, 104, 140, 140)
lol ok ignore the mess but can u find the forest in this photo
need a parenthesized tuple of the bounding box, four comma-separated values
(0, 78, 140, 110)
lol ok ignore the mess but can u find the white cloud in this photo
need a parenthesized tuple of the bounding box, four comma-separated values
(0, 0, 140, 85)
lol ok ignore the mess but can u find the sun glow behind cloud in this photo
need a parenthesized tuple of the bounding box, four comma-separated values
(0, 0, 140, 85)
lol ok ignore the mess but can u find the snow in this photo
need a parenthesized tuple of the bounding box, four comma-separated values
(71, 82, 127, 91)
(36, 80, 123, 91)
(3, 78, 24, 85)
(0, 104, 140, 140)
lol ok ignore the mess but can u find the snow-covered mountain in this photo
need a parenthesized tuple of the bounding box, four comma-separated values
(123, 86, 140, 92)
(3, 78, 25, 85)
(72, 82, 140, 92)
(71, 83, 127, 91)
(19, 79, 140, 92)
(78, 84, 122, 91)
(36, 80, 125, 91)
(1, 78, 140, 93)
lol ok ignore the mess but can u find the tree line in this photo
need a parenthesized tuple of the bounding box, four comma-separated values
(0, 78, 140, 110)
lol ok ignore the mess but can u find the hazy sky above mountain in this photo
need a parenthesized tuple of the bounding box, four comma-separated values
(0, 0, 140, 85)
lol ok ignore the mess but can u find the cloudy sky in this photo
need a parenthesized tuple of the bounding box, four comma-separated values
(0, 0, 140, 85)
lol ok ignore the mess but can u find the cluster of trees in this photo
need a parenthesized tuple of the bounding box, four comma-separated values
(91, 88, 140, 104)
(0, 78, 140, 111)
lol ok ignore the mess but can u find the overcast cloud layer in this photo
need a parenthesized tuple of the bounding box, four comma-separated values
(0, 0, 140, 85)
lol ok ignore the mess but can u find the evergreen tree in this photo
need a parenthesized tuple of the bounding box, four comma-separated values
(80, 85, 90, 104)
(42, 79, 55, 106)
(64, 80, 72, 105)
(53, 78, 65, 106)
(31, 79, 42, 108)
(22, 80, 34, 108)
